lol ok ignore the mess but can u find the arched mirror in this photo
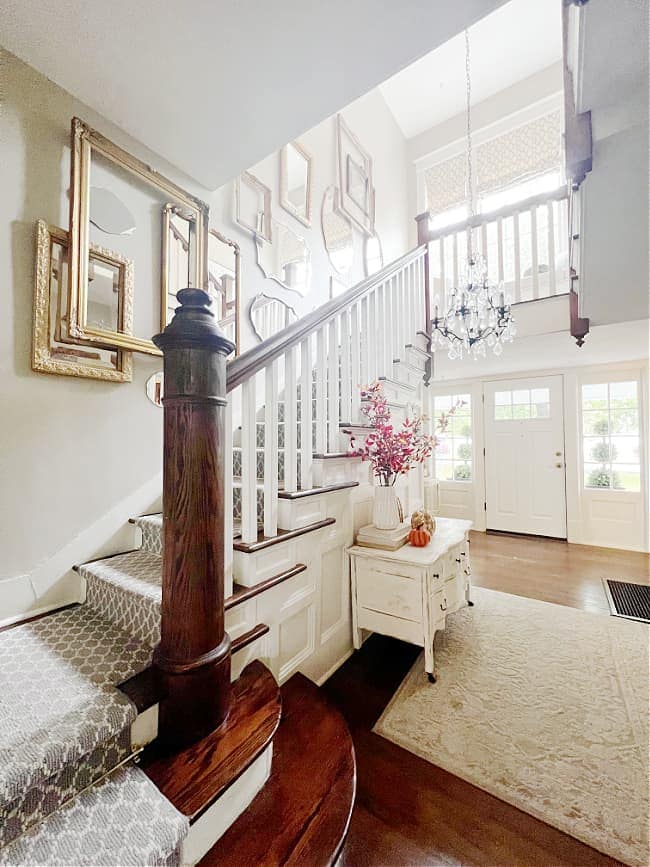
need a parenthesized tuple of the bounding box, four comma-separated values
(321, 187, 353, 277)
(363, 232, 384, 278)
(249, 292, 298, 343)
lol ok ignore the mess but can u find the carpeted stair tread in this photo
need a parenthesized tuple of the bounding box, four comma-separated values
(0, 764, 189, 867)
(0, 607, 151, 845)
(131, 515, 163, 556)
(80, 550, 162, 646)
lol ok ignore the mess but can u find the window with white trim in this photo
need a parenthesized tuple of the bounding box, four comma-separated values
(582, 381, 641, 492)
(433, 393, 472, 482)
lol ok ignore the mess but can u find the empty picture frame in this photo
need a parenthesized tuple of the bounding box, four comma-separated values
(280, 141, 313, 226)
(337, 114, 375, 235)
(68, 117, 209, 356)
(33, 220, 133, 382)
(208, 228, 242, 356)
(235, 171, 272, 242)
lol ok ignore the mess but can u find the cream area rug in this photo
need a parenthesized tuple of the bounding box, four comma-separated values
(374, 588, 649, 866)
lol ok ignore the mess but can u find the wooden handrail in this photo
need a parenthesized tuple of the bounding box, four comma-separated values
(415, 186, 569, 245)
(226, 245, 426, 393)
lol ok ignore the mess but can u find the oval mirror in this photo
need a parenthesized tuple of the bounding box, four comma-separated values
(321, 187, 353, 276)
(145, 371, 164, 407)
(249, 292, 298, 343)
(89, 187, 137, 236)
(364, 232, 384, 278)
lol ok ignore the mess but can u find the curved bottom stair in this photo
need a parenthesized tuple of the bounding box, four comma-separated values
(201, 672, 356, 867)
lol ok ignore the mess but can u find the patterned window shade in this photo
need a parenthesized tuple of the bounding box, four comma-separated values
(423, 152, 467, 215)
(475, 110, 562, 195)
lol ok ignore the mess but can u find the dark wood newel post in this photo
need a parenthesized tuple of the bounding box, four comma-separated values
(153, 287, 236, 748)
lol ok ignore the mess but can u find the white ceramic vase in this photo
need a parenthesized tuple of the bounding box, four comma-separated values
(373, 485, 402, 530)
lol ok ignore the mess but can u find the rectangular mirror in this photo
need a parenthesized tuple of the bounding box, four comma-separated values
(33, 220, 133, 382)
(68, 117, 209, 356)
(162, 203, 198, 327)
(208, 228, 241, 355)
(234, 171, 272, 242)
(337, 114, 375, 235)
(280, 141, 312, 227)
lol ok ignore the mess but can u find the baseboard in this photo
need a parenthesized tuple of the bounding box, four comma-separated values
(315, 648, 355, 687)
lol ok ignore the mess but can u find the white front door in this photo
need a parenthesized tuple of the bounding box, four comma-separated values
(484, 375, 567, 538)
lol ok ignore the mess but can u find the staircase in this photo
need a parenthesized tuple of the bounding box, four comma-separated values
(0, 246, 430, 865)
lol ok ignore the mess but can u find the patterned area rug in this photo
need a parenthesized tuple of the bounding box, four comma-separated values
(374, 588, 649, 866)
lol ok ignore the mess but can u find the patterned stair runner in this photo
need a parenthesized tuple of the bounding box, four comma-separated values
(0, 607, 151, 848)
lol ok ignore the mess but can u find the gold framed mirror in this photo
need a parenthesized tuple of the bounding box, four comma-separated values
(234, 171, 272, 242)
(33, 220, 133, 382)
(68, 117, 209, 356)
(336, 114, 375, 236)
(208, 228, 241, 356)
(280, 141, 312, 227)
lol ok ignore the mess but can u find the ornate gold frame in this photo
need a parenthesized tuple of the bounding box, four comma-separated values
(33, 220, 133, 382)
(68, 117, 209, 356)
(279, 141, 313, 227)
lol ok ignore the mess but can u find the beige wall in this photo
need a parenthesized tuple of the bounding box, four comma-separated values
(0, 49, 409, 622)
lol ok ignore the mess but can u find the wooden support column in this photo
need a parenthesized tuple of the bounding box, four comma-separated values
(153, 287, 235, 748)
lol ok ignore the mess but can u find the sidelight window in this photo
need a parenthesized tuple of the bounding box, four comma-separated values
(433, 393, 472, 482)
(582, 381, 641, 492)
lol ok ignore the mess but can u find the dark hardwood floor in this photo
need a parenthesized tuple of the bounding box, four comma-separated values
(324, 531, 649, 867)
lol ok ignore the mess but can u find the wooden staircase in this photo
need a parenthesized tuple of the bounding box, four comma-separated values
(0, 246, 430, 864)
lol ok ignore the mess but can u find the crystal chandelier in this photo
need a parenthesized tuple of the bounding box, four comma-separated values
(430, 31, 515, 361)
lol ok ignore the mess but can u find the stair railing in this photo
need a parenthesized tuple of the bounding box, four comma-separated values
(225, 245, 428, 550)
(415, 185, 570, 307)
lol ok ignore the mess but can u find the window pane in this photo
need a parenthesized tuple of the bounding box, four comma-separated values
(584, 463, 612, 488)
(495, 390, 511, 406)
(610, 409, 639, 434)
(512, 404, 530, 419)
(436, 460, 454, 481)
(531, 388, 550, 403)
(436, 437, 453, 460)
(610, 436, 640, 464)
(513, 389, 530, 405)
(610, 381, 637, 405)
(614, 467, 641, 492)
(582, 383, 607, 410)
(455, 441, 473, 461)
(453, 463, 472, 481)
(434, 395, 452, 412)
(583, 411, 609, 436)
(495, 405, 512, 420)
(532, 402, 550, 419)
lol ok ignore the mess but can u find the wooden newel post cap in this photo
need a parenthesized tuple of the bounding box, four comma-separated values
(153, 287, 236, 356)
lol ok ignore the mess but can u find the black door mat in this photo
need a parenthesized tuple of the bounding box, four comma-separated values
(604, 579, 650, 624)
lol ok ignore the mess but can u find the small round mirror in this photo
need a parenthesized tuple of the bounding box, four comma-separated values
(145, 371, 164, 407)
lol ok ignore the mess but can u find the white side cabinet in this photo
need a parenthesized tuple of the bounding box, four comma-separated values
(348, 518, 473, 682)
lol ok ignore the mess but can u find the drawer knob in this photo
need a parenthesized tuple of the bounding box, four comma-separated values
(455, 557, 461, 563)
(440, 598, 448, 611)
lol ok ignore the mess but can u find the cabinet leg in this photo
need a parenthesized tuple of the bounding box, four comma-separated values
(427, 672, 436, 684)
(467, 599, 474, 607)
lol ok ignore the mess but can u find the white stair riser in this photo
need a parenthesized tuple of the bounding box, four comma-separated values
(392, 361, 424, 388)
(180, 746, 272, 866)
(378, 378, 419, 404)
(403, 346, 429, 372)
(312, 457, 360, 487)
(277, 496, 328, 531)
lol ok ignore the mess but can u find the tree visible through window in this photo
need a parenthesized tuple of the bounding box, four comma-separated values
(434, 394, 472, 481)
(582, 381, 640, 492)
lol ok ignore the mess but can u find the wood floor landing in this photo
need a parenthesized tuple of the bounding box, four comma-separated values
(325, 532, 648, 867)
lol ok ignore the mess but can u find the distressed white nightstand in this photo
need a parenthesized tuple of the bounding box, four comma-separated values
(348, 517, 473, 682)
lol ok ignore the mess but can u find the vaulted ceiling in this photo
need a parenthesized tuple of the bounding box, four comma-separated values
(0, 0, 506, 188)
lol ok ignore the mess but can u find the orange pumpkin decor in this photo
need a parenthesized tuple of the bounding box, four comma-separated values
(408, 509, 436, 546)
(408, 527, 431, 547)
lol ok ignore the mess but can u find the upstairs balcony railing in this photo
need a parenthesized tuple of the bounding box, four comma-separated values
(416, 185, 570, 308)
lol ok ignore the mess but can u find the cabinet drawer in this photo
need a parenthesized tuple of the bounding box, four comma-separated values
(357, 606, 424, 646)
(432, 582, 459, 617)
(436, 543, 464, 580)
(355, 564, 423, 623)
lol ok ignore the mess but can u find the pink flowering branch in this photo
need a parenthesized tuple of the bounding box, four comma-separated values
(349, 381, 462, 486)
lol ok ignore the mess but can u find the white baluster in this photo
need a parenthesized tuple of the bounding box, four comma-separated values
(340, 308, 352, 424)
(350, 302, 361, 421)
(513, 211, 521, 303)
(224, 398, 233, 597)
(368, 290, 377, 383)
(360, 295, 370, 387)
(284, 347, 298, 491)
(240, 376, 258, 543)
(531, 205, 539, 299)
(547, 201, 557, 296)
(398, 266, 407, 360)
(375, 281, 385, 377)
(300, 337, 313, 490)
(497, 217, 504, 283)
(263, 362, 278, 537)
(315, 327, 327, 454)
(327, 318, 339, 451)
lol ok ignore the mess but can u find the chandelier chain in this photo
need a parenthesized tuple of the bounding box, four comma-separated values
(464, 29, 476, 260)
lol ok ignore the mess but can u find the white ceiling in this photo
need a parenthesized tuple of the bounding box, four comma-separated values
(378, 0, 562, 140)
(0, 0, 506, 189)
